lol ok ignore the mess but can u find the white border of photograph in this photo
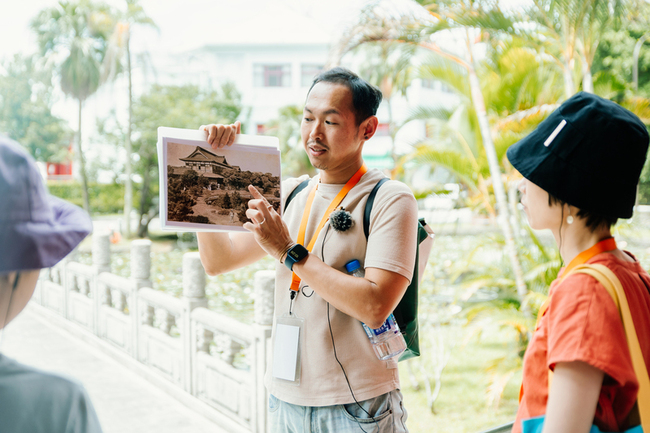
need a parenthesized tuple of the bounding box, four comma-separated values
(157, 127, 281, 232)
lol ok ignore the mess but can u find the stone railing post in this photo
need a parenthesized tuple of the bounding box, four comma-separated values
(182, 252, 208, 394)
(92, 233, 111, 274)
(252, 270, 275, 433)
(131, 239, 152, 289)
(91, 233, 111, 335)
(131, 239, 152, 359)
(254, 271, 275, 327)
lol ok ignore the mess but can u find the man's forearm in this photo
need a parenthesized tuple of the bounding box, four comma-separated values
(197, 231, 267, 275)
(292, 254, 408, 328)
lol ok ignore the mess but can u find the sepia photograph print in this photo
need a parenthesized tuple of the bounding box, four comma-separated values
(157, 127, 281, 232)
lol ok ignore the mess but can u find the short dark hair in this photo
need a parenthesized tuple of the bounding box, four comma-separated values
(548, 193, 618, 232)
(308, 67, 383, 125)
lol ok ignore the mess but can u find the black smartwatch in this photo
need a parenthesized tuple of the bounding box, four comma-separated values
(284, 243, 309, 271)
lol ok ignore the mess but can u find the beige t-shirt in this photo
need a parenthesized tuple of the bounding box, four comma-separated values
(264, 168, 418, 406)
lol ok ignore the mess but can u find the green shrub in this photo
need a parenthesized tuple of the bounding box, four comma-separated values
(47, 182, 127, 214)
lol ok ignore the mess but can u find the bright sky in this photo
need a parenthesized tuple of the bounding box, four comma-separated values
(1, 0, 537, 62)
(0, 0, 370, 61)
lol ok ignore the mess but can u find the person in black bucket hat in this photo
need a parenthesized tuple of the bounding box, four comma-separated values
(510, 92, 650, 433)
(0, 135, 102, 432)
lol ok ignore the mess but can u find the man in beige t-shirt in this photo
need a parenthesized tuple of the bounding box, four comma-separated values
(197, 67, 417, 432)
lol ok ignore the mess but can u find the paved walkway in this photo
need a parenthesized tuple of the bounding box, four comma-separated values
(1, 306, 229, 433)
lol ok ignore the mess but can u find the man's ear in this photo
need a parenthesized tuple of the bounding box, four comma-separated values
(360, 116, 379, 141)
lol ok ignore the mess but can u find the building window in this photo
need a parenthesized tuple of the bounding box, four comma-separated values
(301, 64, 324, 87)
(254, 64, 291, 87)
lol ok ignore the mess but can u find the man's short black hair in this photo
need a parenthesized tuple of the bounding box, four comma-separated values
(548, 193, 618, 232)
(308, 67, 383, 125)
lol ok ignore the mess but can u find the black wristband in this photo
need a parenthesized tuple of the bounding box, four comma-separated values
(284, 243, 309, 272)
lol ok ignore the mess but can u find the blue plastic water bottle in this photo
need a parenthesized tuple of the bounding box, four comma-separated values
(345, 260, 407, 360)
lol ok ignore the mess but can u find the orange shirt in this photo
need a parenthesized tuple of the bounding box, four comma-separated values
(514, 252, 650, 433)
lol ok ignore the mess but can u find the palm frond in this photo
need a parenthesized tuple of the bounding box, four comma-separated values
(622, 96, 650, 125)
(407, 105, 456, 123)
(523, 260, 561, 285)
(486, 370, 517, 410)
(447, 5, 516, 33)
(418, 53, 471, 99)
(400, 145, 480, 192)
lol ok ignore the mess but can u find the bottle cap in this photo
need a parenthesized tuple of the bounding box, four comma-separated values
(345, 259, 361, 273)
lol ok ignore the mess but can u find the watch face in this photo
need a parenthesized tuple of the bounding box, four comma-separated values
(285, 244, 308, 271)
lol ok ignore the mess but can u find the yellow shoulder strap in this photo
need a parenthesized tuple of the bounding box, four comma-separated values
(569, 263, 649, 431)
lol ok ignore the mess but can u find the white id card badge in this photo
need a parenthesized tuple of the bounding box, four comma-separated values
(272, 313, 304, 386)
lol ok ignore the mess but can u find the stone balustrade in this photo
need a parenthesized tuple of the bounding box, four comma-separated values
(32, 234, 274, 433)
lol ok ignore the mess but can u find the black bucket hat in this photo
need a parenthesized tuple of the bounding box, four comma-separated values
(0, 135, 92, 273)
(506, 92, 649, 219)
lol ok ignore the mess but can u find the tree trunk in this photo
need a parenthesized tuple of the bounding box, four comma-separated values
(562, 56, 575, 99)
(508, 179, 521, 242)
(123, 31, 134, 238)
(581, 55, 593, 93)
(137, 160, 151, 238)
(77, 99, 91, 213)
(467, 63, 528, 301)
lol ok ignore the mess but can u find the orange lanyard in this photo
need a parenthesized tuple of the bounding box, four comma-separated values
(289, 164, 368, 292)
(520, 237, 617, 403)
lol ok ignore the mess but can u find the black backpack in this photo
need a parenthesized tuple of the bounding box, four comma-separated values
(284, 177, 430, 361)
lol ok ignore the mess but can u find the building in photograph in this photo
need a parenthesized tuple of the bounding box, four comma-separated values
(169, 146, 241, 190)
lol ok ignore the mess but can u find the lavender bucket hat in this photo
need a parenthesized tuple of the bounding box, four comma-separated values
(0, 135, 92, 273)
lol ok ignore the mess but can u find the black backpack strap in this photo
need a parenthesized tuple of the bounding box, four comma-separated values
(363, 177, 390, 239)
(284, 178, 311, 213)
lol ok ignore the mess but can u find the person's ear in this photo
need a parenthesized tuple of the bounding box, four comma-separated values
(360, 116, 379, 141)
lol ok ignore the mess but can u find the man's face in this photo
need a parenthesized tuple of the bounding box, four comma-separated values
(301, 82, 365, 176)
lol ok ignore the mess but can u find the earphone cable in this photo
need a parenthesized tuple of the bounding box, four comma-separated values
(321, 223, 378, 431)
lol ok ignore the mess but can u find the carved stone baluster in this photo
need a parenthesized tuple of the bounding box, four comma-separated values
(79, 277, 89, 296)
(223, 337, 243, 365)
(69, 273, 79, 293)
(143, 304, 154, 327)
(197, 326, 214, 353)
(50, 268, 58, 284)
(103, 284, 112, 307)
(116, 291, 127, 313)
(161, 311, 175, 335)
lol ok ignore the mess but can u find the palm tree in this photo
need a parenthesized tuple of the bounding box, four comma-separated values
(102, 0, 156, 238)
(336, 1, 530, 301)
(32, 0, 111, 213)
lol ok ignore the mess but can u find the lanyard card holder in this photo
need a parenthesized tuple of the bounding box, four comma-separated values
(272, 313, 304, 386)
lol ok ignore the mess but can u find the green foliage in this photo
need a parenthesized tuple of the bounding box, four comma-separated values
(480, 41, 564, 116)
(0, 55, 72, 162)
(592, 13, 650, 97)
(47, 181, 125, 214)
